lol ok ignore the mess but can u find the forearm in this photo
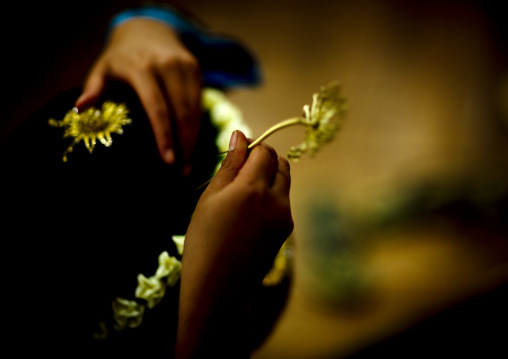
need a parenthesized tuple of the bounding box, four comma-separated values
(174, 132, 292, 358)
(176, 291, 251, 358)
(175, 246, 253, 358)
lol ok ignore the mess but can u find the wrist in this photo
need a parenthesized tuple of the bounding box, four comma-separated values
(108, 4, 199, 37)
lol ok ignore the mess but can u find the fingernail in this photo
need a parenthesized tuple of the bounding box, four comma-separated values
(164, 149, 175, 164)
(182, 164, 192, 177)
(229, 131, 238, 151)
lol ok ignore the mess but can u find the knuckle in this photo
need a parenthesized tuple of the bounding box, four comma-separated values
(158, 53, 199, 71)
(251, 144, 278, 165)
(182, 54, 200, 70)
(246, 181, 268, 200)
(159, 54, 179, 68)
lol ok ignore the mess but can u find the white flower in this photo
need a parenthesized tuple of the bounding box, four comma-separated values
(202, 87, 227, 109)
(134, 252, 182, 309)
(202, 87, 252, 153)
(155, 251, 182, 287)
(135, 274, 166, 309)
(172, 235, 185, 255)
(209, 101, 243, 128)
(112, 297, 145, 330)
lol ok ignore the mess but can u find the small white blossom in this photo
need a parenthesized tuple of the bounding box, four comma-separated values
(155, 251, 182, 286)
(112, 297, 145, 330)
(202, 87, 227, 109)
(209, 101, 243, 128)
(172, 235, 185, 255)
(202, 87, 252, 153)
(135, 274, 166, 309)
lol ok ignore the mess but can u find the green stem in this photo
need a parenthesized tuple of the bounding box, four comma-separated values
(218, 117, 305, 155)
(247, 117, 305, 149)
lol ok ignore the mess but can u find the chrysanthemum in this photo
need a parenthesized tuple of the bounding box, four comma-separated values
(246, 81, 347, 160)
(48, 101, 132, 162)
(288, 82, 346, 160)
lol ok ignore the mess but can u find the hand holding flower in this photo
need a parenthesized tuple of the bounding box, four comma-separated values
(175, 130, 293, 358)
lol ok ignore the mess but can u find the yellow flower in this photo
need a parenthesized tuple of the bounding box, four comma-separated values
(246, 82, 346, 160)
(112, 297, 145, 330)
(262, 241, 292, 286)
(288, 82, 346, 160)
(48, 101, 132, 162)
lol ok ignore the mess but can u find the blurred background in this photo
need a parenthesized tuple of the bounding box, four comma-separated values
(3, 0, 507, 357)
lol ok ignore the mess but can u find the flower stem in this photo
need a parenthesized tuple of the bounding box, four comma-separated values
(198, 117, 306, 191)
(218, 117, 305, 155)
(247, 117, 305, 149)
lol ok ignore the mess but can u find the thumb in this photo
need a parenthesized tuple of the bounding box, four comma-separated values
(208, 130, 249, 191)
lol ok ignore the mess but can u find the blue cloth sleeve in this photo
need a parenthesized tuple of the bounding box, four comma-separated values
(108, 4, 262, 89)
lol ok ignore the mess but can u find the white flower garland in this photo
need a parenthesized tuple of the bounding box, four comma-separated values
(202, 87, 253, 175)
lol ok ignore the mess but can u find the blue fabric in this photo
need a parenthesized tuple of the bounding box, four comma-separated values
(108, 5, 262, 89)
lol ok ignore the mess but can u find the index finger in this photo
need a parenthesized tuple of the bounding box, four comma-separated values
(236, 143, 279, 186)
(163, 65, 202, 168)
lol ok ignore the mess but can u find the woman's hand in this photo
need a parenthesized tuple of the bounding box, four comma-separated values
(176, 130, 294, 358)
(75, 18, 202, 173)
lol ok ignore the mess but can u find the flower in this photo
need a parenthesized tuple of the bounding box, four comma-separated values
(112, 297, 145, 330)
(135, 251, 182, 309)
(288, 82, 346, 160)
(262, 241, 293, 286)
(202, 88, 252, 153)
(155, 251, 182, 287)
(135, 274, 166, 309)
(172, 235, 185, 256)
(48, 101, 132, 162)
(246, 82, 346, 160)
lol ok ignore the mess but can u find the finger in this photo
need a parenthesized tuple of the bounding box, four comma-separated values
(131, 72, 175, 164)
(75, 63, 108, 111)
(162, 63, 202, 171)
(237, 143, 279, 186)
(207, 131, 248, 191)
(271, 156, 291, 197)
(179, 66, 202, 171)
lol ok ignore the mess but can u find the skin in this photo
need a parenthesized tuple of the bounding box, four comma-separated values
(75, 18, 202, 174)
(175, 131, 294, 358)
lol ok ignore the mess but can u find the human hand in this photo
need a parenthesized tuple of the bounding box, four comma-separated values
(75, 18, 202, 172)
(175, 130, 293, 358)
